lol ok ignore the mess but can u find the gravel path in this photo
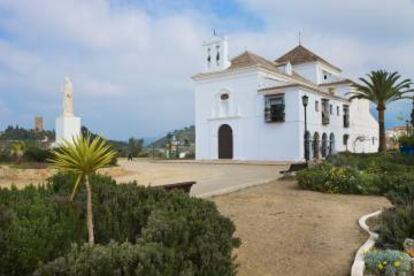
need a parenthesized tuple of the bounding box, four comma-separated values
(212, 180, 391, 276)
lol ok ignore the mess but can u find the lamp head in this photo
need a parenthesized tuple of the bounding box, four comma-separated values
(302, 95, 309, 107)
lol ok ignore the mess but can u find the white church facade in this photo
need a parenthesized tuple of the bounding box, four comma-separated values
(192, 35, 379, 162)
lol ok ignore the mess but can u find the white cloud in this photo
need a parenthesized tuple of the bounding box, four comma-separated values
(0, 0, 413, 137)
(0, 0, 211, 138)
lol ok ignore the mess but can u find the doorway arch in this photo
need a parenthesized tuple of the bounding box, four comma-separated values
(321, 133, 328, 158)
(329, 133, 335, 156)
(218, 124, 233, 159)
(312, 132, 320, 159)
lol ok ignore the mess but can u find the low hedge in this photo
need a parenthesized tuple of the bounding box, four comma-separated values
(0, 173, 240, 275)
(376, 205, 414, 250)
(35, 242, 184, 276)
(298, 153, 414, 196)
(297, 163, 378, 194)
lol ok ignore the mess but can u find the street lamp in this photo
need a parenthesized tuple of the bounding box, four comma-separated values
(302, 95, 309, 162)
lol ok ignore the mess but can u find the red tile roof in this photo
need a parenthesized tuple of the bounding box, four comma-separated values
(275, 45, 341, 72)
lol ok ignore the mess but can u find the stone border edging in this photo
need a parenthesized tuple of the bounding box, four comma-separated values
(351, 210, 382, 276)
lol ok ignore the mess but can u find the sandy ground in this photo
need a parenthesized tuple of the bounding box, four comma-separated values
(0, 165, 129, 188)
(212, 180, 391, 276)
(0, 159, 284, 196)
(116, 159, 284, 196)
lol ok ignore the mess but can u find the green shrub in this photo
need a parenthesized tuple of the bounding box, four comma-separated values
(35, 242, 182, 276)
(23, 146, 52, 163)
(364, 249, 411, 276)
(297, 163, 375, 194)
(0, 173, 239, 275)
(300, 153, 414, 196)
(399, 135, 414, 148)
(385, 180, 414, 206)
(376, 205, 414, 250)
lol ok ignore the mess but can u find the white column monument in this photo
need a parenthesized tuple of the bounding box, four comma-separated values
(55, 77, 81, 145)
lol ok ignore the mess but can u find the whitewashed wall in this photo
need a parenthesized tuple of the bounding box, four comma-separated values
(194, 68, 379, 161)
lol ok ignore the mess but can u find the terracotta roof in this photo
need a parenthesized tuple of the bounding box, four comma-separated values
(275, 45, 341, 72)
(229, 51, 279, 72)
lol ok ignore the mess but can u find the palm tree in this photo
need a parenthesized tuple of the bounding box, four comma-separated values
(349, 70, 413, 152)
(10, 141, 26, 163)
(49, 135, 116, 245)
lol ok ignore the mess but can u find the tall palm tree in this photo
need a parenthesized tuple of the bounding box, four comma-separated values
(349, 70, 413, 152)
(10, 141, 26, 163)
(49, 135, 116, 245)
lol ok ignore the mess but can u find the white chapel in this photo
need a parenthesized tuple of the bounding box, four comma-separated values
(192, 35, 379, 162)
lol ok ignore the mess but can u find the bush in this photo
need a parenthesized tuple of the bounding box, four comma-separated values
(23, 146, 52, 163)
(385, 180, 414, 206)
(376, 205, 414, 250)
(35, 242, 182, 276)
(399, 135, 414, 148)
(365, 249, 411, 276)
(297, 163, 376, 194)
(299, 153, 414, 195)
(0, 173, 239, 275)
(0, 148, 12, 163)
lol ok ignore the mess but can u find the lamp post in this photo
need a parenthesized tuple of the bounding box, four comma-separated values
(302, 95, 309, 163)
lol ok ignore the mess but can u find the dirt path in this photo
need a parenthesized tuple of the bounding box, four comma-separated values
(212, 180, 391, 276)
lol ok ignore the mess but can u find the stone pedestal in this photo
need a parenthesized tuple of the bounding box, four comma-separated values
(55, 115, 81, 146)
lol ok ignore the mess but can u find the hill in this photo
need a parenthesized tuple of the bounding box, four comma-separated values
(148, 125, 195, 149)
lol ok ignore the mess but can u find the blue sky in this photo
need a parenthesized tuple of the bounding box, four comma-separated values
(0, 0, 413, 141)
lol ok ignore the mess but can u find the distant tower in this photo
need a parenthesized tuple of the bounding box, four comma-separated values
(54, 77, 81, 146)
(203, 33, 230, 72)
(34, 116, 43, 132)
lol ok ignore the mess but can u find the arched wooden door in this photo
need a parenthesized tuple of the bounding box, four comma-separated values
(218, 124, 233, 159)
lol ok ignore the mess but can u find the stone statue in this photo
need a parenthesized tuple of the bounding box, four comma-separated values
(63, 77, 74, 116)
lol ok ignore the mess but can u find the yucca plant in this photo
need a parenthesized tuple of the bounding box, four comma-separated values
(349, 70, 413, 152)
(49, 135, 116, 245)
(10, 141, 26, 163)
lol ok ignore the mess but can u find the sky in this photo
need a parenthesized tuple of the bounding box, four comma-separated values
(0, 0, 413, 141)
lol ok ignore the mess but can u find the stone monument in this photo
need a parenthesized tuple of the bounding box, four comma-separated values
(54, 77, 81, 145)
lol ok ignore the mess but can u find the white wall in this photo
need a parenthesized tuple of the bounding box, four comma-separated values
(292, 63, 318, 83)
(194, 68, 379, 161)
(55, 115, 81, 145)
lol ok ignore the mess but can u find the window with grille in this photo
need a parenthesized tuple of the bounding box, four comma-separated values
(264, 95, 285, 123)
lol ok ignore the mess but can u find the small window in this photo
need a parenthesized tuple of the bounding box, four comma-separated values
(329, 104, 333, 115)
(220, 93, 229, 100)
(337, 106, 340, 116)
(343, 134, 349, 145)
(315, 101, 319, 112)
(372, 137, 375, 145)
(324, 74, 328, 80)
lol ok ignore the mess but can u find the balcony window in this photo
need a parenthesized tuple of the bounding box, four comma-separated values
(321, 99, 330, 125)
(265, 95, 285, 123)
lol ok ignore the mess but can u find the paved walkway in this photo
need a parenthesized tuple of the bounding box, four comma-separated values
(116, 159, 286, 197)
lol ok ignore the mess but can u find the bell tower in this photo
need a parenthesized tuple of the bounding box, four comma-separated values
(203, 33, 230, 72)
